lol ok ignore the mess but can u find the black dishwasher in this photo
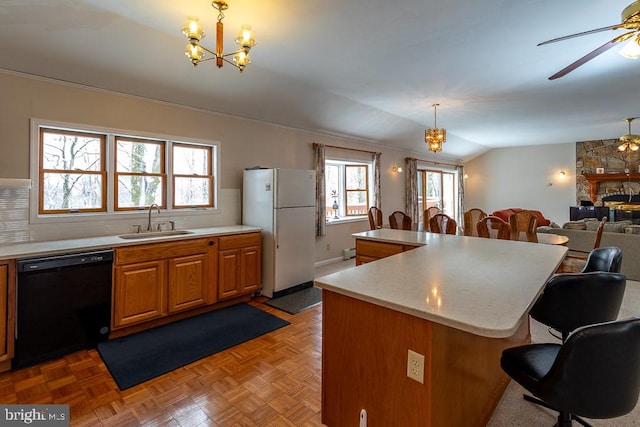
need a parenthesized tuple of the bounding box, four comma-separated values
(13, 249, 113, 369)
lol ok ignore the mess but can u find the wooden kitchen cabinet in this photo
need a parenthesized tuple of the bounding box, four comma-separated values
(168, 253, 209, 313)
(113, 237, 217, 330)
(0, 259, 15, 371)
(355, 239, 419, 266)
(217, 232, 261, 300)
(114, 260, 167, 328)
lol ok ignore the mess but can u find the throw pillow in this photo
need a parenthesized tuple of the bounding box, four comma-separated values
(562, 221, 586, 230)
(585, 220, 632, 233)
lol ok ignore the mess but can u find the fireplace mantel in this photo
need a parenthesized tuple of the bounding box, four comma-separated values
(583, 173, 640, 201)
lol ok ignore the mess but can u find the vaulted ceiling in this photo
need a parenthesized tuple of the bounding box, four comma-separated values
(1, 0, 638, 161)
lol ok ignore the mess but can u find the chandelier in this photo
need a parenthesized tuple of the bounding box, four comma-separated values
(181, 1, 256, 73)
(618, 117, 640, 152)
(425, 104, 446, 153)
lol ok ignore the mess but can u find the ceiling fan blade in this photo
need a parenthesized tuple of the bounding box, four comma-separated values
(538, 24, 620, 46)
(548, 41, 617, 79)
(548, 31, 637, 80)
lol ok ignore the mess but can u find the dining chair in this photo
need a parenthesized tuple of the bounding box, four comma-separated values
(429, 213, 457, 235)
(501, 317, 640, 427)
(559, 216, 608, 273)
(389, 211, 412, 230)
(463, 208, 487, 236)
(422, 206, 441, 232)
(476, 216, 511, 240)
(581, 246, 622, 274)
(367, 206, 383, 230)
(529, 271, 626, 342)
(509, 210, 538, 242)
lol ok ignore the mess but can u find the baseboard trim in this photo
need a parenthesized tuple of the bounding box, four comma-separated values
(315, 257, 344, 268)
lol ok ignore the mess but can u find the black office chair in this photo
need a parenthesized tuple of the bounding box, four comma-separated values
(529, 271, 626, 342)
(501, 318, 640, 427)
(580, 246, 622, 274)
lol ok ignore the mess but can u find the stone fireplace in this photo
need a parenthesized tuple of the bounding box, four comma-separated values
(576, 138, 640, 205)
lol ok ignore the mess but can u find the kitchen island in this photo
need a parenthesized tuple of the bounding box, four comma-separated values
(315, 230, 567, 427)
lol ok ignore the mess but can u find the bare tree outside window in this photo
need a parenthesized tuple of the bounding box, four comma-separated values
(115, 137, 165, 209)
(39, 128, 106, 213)
(173, 144, 213, 208)
(37, 123, 218, 215)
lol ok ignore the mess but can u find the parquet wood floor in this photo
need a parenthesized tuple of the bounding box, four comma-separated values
(0, 299, 324, 426)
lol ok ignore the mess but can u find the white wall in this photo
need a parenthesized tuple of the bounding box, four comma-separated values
(464, 143, 576, 224)
(0, 71, 582, 262)
(0, 71, 411, 263)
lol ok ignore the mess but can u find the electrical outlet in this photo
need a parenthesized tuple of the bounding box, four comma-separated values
(359, 409, 367, 427)
(407, 349, 425, 383)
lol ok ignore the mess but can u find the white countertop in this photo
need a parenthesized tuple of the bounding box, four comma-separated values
(315, 230, 568, 338)
(0, 225, 261, 260)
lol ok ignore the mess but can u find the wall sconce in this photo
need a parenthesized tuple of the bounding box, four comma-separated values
(463, 174, 469, 179)
(559, 171, 566, 177)
(392, 164, 403, 173)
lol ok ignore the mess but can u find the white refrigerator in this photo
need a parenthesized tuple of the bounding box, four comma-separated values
(242, 168, 316, 298)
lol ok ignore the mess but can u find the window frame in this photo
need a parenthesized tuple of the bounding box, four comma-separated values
(325, 158, 373, 223)
(417, 168, 458, 224)
(172, 142, 214, 209)
(114, 136, 167, 211)
(38, 127, 107, 214)
(344, 164, 369, 217)
(30, 118, 220, 224)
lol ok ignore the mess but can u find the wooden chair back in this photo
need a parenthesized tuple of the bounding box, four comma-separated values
(423, 206, 441, 231)
(463, 208, 487, 236)
(368, 206, 383, 230)
(476, 216, 511, 240)
(593, 216, 608, 249)
(558, 216, 609, 273)
(389, 211, 412, 230)
(509, 210, 538, 242)
(429, 213, 457, 235)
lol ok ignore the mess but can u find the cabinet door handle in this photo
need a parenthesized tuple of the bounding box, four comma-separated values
(209, 240, 215, 246)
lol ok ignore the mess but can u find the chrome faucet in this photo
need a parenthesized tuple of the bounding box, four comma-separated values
(147, 203, 160, 231)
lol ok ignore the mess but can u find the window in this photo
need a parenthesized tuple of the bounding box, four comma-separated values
(39, 128, 106, 214)
(115, 136, 165, 210)
(35, 122, 217, 218)
(325, 160, 371, 220)
(172, 143, 213, 208)
(417, 169, 458, 225)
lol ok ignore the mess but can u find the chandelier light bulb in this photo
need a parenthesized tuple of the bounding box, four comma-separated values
(236, 25, 256, 50)
(182, 18, 205, 41)
(619, 36, 640, 59)
(184, 44, 204, 63)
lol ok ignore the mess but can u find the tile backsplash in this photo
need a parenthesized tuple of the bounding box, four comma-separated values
(0, 188, 30, 244)
(0, 188, 241, 245)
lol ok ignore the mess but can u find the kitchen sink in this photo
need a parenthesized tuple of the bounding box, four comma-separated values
(118, 230, 194, 240)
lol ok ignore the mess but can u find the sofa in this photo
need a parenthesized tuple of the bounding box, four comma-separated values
(538, 220, 640, 281)
(491, 208, 552, 227)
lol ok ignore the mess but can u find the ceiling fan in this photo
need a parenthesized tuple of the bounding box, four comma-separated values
(539, 1, 640, 80)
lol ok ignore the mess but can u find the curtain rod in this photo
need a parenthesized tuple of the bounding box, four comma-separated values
(406, 157, 460, 168)
(313, 142, 381, 156)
